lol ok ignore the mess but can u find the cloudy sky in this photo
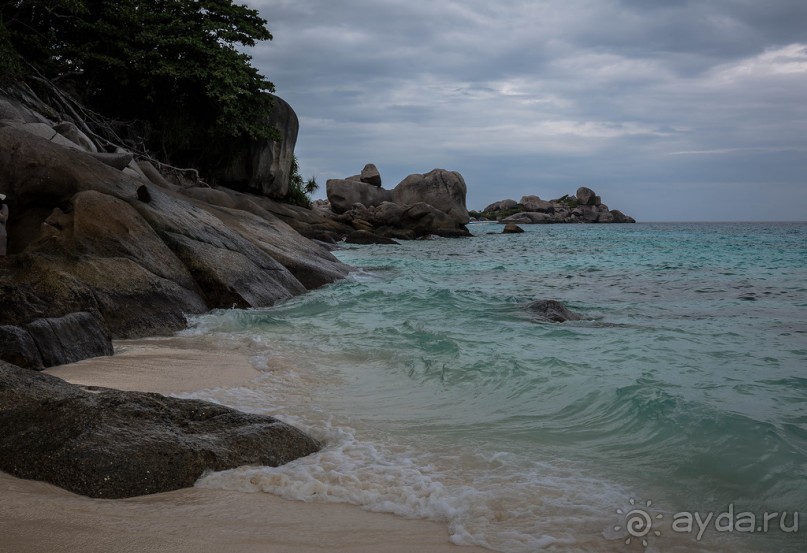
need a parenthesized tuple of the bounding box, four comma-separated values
(244, 0, 806, 221)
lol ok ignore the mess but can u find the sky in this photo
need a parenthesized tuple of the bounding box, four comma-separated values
(243, 0, 807, 221)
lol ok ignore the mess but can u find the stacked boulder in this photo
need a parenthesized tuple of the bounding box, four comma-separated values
(492, 187, 635, 224)
(325, 165, 471, 240)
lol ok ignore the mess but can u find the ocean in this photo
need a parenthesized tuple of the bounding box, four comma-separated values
(181, 222, 806, 552)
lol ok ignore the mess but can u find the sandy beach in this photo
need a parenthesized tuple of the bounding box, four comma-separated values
(0, 337, 489, 553)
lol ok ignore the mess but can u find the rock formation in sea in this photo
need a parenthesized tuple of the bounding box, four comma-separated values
(0, 360, 321, 498)
(527, 300, 583, 323)
(472, 188, 636, 224)
(325, 165, 472, 239)
(502, 223, 525, 234)
(0, 92, 349, 370)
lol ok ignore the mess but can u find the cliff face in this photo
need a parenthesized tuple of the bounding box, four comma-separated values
(0, 103, 347, 369)
(216, 94, 299, 198)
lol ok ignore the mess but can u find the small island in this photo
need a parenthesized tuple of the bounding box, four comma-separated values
(471, 187, 636, 224)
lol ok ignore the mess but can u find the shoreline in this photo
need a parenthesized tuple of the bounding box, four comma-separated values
(0, 337, 490, 553)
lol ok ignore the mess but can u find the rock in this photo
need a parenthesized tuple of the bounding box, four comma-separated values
(576, 186, 597, 206)
(345, 230, 399, 245)
(368, 201, 405, 227)
(52, 122, 98, 153)
(0, 325, 43, 369)
(398, 202, 470, 237)
(484, 199, 518, 212)
(350, 218, 375, 233)
(360, 163, 382, 186)
(0, 97, 28, 121)
(520, 195, 555, 212)
(326, 178, 393, 214)
(392, 169, 470, 226)
(597, 210, 615, 223)
(610, 210, 636, 224)
(247, 195, 354, 244)
(0, 312, 113, 371)
(0, 361, 321, 498)
(502, 223, 525, 234)
(580, 204, 600, 222)
(216, 95, 298, 198)
(137, 161, 177, 191)
(88, 151, 134, 170)
(527, 300, 582, 323)
(501, 212, 552, 224)
(379, 228, 416, 241)
(25, 312, 113, 368)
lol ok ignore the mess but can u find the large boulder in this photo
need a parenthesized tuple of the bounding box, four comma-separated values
(576, 186, 598, 206)
(610, 209, 636, 223)
(360, 163, 382, 186)
(326, 178, 393, 214)
(502, 223, 525, 234)
(216, 95, 299, 198)
(398, 202, 470, 237)
(392, 169, 470, 226)
(0, 361, 321, 498)
(520, 195, 555, 213)
(484, 199, 518, 212)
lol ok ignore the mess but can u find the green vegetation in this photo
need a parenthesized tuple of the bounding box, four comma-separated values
(285, 155, 319, 208)
(1, 0, 277, 171)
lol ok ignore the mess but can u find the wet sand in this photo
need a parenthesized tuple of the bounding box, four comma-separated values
(0, 338, 489, 553)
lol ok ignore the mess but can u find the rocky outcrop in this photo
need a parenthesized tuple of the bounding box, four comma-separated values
(392, 170, 470, 227)
(325, 165, 471, 240)
(0, 124, 349, 368)
(481, 187, 635, 224)
(502, 212, 553, 225)
(0, 361, 321, 498)
(527, 300, 582, 323)
(484, 199, 518, 213)
(520, 195, 555, 212)
(326, 178, 393, 214)
(216, 94, 299, 198)
(502, 223, 524, 234)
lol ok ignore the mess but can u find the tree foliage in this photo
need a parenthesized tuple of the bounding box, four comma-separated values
(1, 0, 276, 169)
(285, 155, 319, 209)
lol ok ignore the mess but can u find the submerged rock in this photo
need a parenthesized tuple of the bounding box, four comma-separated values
(0, 361, 321, 499)
(527, 300, 582, 323)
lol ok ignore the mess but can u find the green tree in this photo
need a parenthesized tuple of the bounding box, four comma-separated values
(2, 0, 276, 170)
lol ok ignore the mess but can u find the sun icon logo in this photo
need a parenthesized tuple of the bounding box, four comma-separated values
(613, 498, 663, 548)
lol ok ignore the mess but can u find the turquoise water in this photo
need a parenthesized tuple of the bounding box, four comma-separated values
(185, 223, 806, 552)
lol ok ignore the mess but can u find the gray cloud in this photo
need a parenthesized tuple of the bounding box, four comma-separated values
(244, 0, 807, 220)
